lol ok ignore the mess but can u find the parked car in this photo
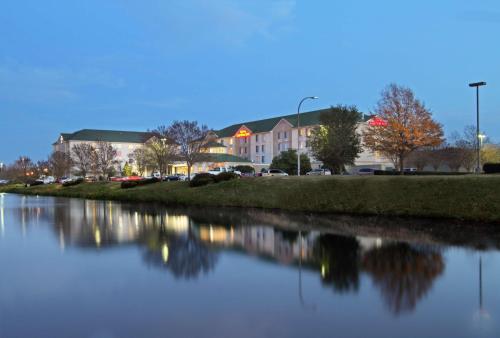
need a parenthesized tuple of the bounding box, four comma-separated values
(36, 176, 55, 184)
(262, 169, 289, 177)
(357, 168, 376, 175)
(404, 168, 417, 173)
(306, 169, 332, 176)
(164, 175, 180, 181)
(208, 167, 242, 176)
(111, 176, 143, 182)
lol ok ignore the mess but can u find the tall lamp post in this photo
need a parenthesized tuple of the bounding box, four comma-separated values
(297, 96, 318, 176)
(468, 81, 486, 173)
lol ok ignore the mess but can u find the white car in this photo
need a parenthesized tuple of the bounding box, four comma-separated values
(262, 169, 289, 177)
(37, 176, 55, 184)
(306, 169, 332, 176)
(358, 168, 376, 175)
(207, 167, 242, 176)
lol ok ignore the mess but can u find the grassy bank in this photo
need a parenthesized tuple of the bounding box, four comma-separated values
(1, 175, 500, 222)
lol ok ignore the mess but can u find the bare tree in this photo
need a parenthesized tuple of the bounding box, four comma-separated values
(95, 141, 118, 178)
(406, 148, 431, 171)
(145, 136, 177, 177)
(71, 143, 96, 177)
(449, 125, 477, 172)
(363, 84, 444, 173)
(167, 121, 209, 179)
(49, 151, 73, 178)
(14, 156, 33, 179)
(129, 147, 151, 176)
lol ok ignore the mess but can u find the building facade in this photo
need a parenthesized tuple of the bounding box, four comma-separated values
(53, 109, 393, 176)
(213, 109, 393, 172)
(53, 129, 155, 175)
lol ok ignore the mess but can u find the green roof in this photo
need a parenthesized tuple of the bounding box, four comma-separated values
(61, 129, 154, 144)
(203, 141, 226, 148)
(207, 153, 251, 163)
(215, 108, 372, 138)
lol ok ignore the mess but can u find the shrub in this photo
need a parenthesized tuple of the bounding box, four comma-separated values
(373, 170, 467, 176)
(25, 179, 43, 187)
(189, 173, 215, 187)
(62, 178, 84, 187)
(214, 172, 239, 183)
(483, 163, 500, 174)
(121, 177, 159, 189)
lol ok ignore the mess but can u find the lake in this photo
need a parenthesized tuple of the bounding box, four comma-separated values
(0, 193, 499, 338)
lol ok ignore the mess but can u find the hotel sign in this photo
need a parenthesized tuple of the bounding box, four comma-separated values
(368, 117, 388, 127)
(235, 129, 251, 138)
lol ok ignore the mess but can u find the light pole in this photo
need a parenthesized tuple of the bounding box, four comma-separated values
(297, 96, 318, 176)
(468, 82, 486, 173)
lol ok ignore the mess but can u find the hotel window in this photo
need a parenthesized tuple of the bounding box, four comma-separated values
(261, 145, 264, 152)
(230, 138, 233, 145)
(244, 147, 247, 154)
(255, 134, 259, 142)
(277, 132, 281, 139)
(245, 137, 248, 144)
(284, 131, 288, 139)
(278, 143, 281, 151)
(239, 148, 243, 155)
(220, 139, 224, 145)
(256, 145, 259, 153)
(262, 135, 266, 142)
(262, 156, 265, 163)
(307, 129, 312, 136)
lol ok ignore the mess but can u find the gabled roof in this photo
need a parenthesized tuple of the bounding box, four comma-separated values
(215, 108, 371, 138)
(59, 129, 155, 144)
(203, 141, 226, 148)
(207, 154, 251, 163)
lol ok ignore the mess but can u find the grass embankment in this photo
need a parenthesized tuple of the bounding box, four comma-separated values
(1, 175, 500, 222)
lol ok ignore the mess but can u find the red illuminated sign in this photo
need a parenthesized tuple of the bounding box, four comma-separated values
(368, 117, 388, 127)
(235, 129, 251, 138)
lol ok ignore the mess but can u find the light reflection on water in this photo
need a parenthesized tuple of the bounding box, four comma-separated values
(0, 194, 498, 338)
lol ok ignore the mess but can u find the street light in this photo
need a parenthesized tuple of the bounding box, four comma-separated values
(297, 96, 319, 176)
(468, 81, 486, 173)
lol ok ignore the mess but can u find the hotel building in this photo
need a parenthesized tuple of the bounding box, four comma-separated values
(211, 108, 393, 172)
(53, 109, 393, 176)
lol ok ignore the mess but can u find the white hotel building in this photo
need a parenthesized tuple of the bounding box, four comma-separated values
(53, 109, 393, 175)
(210, 108, 393, 172)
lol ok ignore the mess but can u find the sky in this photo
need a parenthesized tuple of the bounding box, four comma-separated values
(1, 0, 499, 163)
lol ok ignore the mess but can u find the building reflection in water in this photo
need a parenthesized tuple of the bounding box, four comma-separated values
(12, 197, 446, 315)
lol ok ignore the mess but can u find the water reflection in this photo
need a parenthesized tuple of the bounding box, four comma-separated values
(362, 243, 444, 315)
(7, 196, 451, 316)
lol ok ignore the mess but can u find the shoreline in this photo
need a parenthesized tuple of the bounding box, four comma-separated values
(1, 175, 500, 223)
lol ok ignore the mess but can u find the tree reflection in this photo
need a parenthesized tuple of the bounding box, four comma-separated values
(313, 234, 360, 293)
(141, 226, 218, 280)
(362, 243, 444, 315)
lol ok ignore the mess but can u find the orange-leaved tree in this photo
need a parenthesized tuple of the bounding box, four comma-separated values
(363, 84, 444, 172)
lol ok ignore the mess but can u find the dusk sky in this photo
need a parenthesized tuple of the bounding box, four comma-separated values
(1, 0, 499, 163)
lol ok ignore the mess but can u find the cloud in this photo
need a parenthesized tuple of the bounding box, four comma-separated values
(0, 60, 126, 104)
(124, 0, 296, 46)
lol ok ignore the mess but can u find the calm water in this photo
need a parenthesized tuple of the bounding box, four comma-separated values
(0, 193, 499, 338)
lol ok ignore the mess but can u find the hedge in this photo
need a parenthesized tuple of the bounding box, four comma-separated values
(374, 170, 467, 176)
(121, 177, 160, 189)
(483, 163, 500, 174)
(189, 173, 216, 187)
